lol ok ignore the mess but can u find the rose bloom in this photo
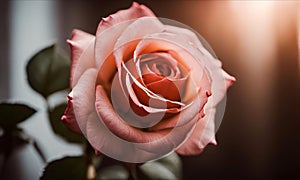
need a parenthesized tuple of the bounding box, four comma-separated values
(62, 2, 235, 163)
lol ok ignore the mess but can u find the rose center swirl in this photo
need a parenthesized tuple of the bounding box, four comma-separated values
(138, 52, 181, 80)
(110, 52, 190, 129)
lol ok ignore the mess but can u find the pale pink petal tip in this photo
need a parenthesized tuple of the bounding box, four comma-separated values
(132, 1, 139, 7)
(61, 97, 82, 135)
(66, 29, 95, 88)
(210, 138, 217, 146)
(223, 70, 236, 88)
(96, 1, 155, 36)
(67, 29, 95, 47)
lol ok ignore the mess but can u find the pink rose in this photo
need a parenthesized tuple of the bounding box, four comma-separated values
(61, 2, 235, 163)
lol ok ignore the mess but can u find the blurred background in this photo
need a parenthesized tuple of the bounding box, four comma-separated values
(0, 0, 299, 179)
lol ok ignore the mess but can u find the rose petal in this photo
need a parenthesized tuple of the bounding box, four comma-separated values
(67, 29, 95, 88)
(95, 2, 156, 76)
(163, 25, 204, 49)
(61, 94, 82, 134)
(95, 85, 170, 143)
(107, 17, 164, 113)
(134, 33, 204, 84)
(109, 18, 165, 116)
(72, 68, 98, 135)
(114, 16, 164, 69)
(175, 108, 217, 155)
(132, 77, 181, 109)
(132, 31, 234, 155)
(110, 71, 131, 114)
(174, 68, 234, 156)
(119, 59, 185, 112)
(136, 114, 198, 155)
(124, 66, 185, 113)
(88, 85, 201, 163)
(140, 62, 189, 104)
(148, 74, 211, 131)
(134, 31, 234, 108)
(146, 78, 181, 102)
(134, 32, 209, 103)
(85, 109, 137, 159)
(96, 2, 155, 36)
(111, 72, 173, 129)
(86, 103, 196, 163)
(141, 73, 165, 85)
(198, 47, 236, 108)
(139, 52, 186, 84)
(222, 69, 236, 88)
(164, 25, 218, 58)
(163, 26, 236, 106)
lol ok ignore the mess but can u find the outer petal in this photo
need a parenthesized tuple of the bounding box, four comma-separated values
(148, 73, 211, 131)
(222, 69, 236, 88)
(67, 29, 95, 88)
(86, 85, 200, 163)
(163, 25, 204, 49)
(164, 25, 236, 107)
(85, 109, 135, 159)
(95, 2, 156, 77)
(176, 108, 217, 155)
(136, 28, 236, 155)
(96, 2, 155, 35)
(95, 85, 169, 143)
(86, 106, 186, 163)
(174, 67, 235, 155)
(114, 16, 164, 69)
(72, 68, 98, 135)
(199, 47, 236, 108)
(61, 93, 82, 134)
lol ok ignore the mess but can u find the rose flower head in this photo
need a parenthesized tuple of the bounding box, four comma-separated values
(61, 2, 235, 163)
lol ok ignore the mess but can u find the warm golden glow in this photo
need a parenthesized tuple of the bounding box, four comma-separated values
(230, 1, 275, 15)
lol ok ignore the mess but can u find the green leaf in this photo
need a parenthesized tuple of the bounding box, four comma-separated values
(26, 44, 70, 98)
(49, 103, 84, 144)
(0, 103, 36, 130)
(138, 152, 182, 180)
(40, 156, 87, 180)
(97, 165, 129, 180)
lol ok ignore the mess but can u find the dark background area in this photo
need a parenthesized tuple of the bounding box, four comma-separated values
(1, 1, 299, 179)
